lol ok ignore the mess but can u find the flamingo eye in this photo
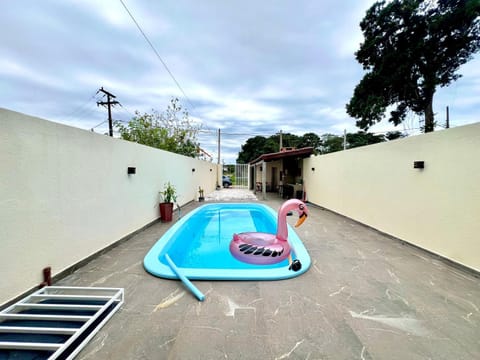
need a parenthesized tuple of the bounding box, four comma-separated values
(299, 204, 304, 210)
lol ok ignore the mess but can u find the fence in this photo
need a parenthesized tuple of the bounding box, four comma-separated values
(233, 163, 249, 188)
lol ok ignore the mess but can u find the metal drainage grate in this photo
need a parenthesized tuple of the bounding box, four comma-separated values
(0, 286, 124, 359)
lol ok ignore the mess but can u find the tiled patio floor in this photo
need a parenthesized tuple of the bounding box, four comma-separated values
(56, 191, 480, 359)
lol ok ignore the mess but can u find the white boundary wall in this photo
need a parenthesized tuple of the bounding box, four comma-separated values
(304, 122, 480, 272)
(0, 108, 220, 305)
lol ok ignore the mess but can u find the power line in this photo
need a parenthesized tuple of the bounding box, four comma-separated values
(90, 120, 107, 131)
(119, 0, 195, 111)
(118, 103, 136, 118)
(62, 91, 101, 120)
(198, 129, 277, 137)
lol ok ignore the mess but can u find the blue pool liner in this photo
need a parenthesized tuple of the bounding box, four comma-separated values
(144, 203, 311, 280)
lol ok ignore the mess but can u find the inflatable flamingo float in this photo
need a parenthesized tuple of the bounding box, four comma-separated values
(229, 199, 308, 267)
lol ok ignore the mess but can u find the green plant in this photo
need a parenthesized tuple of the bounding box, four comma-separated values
(160, 182, 177, 203)
(115, 97, 201, 157)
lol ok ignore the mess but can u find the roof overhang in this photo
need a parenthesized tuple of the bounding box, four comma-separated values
(249, 147, 314, 165)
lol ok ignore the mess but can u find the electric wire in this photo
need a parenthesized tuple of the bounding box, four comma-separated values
(91, 120, 107, 130)
(118, 103, 137, 118)
(119, 0, 195, 111)
(62, 91, 101, 120)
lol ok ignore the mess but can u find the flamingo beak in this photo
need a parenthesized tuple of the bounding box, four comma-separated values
(295, 212, 307, 227)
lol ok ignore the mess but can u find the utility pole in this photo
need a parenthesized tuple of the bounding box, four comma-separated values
(216, 129, 221, 190)
(97, 87, 119, 137)
(279, 130, 283, 151)
(446, 106, 450, 129)
(217, 129, 221, 164)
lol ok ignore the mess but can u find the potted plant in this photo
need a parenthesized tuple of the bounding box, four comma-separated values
(159, 182, 177, 222)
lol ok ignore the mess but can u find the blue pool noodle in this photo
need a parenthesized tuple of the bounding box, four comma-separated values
(165, 254, 205, 301)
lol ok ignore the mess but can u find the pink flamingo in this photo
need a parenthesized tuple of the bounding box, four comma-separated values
(229, 199, 308, 266)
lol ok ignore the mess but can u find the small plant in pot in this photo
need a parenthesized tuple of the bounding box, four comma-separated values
(159, 182, 177, 222)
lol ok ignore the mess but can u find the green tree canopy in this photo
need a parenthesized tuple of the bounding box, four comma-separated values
(298, 132, 322, 153)
(236, 133, 302, 163)
(237, 130, 403, 160)
(346, 131, 385, 149)
(385, 131, 406, 141)
(115, 98, 200, 158)
(347, 0, 480, 132)
(236, 136, 268, 163)
(320, 134, 344, 154)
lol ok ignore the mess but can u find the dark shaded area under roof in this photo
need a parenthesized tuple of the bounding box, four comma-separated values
(249, 147, 314, 165)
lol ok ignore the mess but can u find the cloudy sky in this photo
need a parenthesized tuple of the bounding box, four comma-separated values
(2, 0, 479, 163)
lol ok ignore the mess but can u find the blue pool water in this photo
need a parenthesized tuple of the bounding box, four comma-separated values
(143, 203, 311, 280)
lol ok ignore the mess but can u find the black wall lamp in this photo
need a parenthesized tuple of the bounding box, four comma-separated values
(127, 167, 136, 175)
(413, 161, 425, 169)
(210, 168, 212, 172)
(192, 168, 196, 172)
(311, 167, 315, 171)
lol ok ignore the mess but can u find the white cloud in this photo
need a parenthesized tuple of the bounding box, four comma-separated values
(313, 106, 349, 121)
(0, 58, 68, 91)
(202, 98, 282, 123)
(71, 0, 132, 29)
(1, 0, 479, 163)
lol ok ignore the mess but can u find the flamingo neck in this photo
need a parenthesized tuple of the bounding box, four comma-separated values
(276, 202, 290, 241)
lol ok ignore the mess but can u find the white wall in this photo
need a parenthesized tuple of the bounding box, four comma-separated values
(253, 160, 282, 186)
(304, 123, 480, 272)
(0, 108, 219, 305)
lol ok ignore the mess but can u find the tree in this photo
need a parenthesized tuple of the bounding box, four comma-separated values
(346, 131, 385, 149)
(347, 0, 480, 132)
(385, 131, 406, 141)
(320, 134, 344, 154)
(236, 136, 268, 163)
(264, 136, 282, 154)
(115, 98, 200, 157)
(236, 133, 303, 163)
(298, 132, 322, 153)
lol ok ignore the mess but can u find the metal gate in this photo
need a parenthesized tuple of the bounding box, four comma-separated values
(232, 163, 249, 188)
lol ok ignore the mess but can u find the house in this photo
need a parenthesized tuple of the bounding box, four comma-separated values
(249, 147, 314, 200)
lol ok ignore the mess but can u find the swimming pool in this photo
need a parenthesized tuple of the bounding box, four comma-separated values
(143, 203, 311, 280)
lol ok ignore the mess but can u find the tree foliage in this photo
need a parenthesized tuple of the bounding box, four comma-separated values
(236, 130, 404, 162)
(347, 0, 480, 132)
(346, 131, 385, 148)
(237, 136, 270, 164)
(298, 132, 322, 152)
(320, 134, 344, 154)
(115, 98, 200, 158)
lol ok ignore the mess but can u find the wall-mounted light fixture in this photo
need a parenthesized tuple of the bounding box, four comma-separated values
(210, 168, 212, 172)
(311, 167, 315, 171)
(413, 161, 425, 169)
(192, 168, 196, 172)
(127, 167, 136, 175)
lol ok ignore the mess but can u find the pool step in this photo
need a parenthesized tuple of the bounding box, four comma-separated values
(0, 286, 124, 359)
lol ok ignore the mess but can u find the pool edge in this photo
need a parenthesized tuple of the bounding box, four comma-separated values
(143, 202, 312, 281)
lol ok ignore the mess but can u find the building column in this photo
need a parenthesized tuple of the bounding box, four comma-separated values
(261, 160, 266, 200)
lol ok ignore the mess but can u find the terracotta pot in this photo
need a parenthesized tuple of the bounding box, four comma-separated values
(159, 202, 174, 222)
